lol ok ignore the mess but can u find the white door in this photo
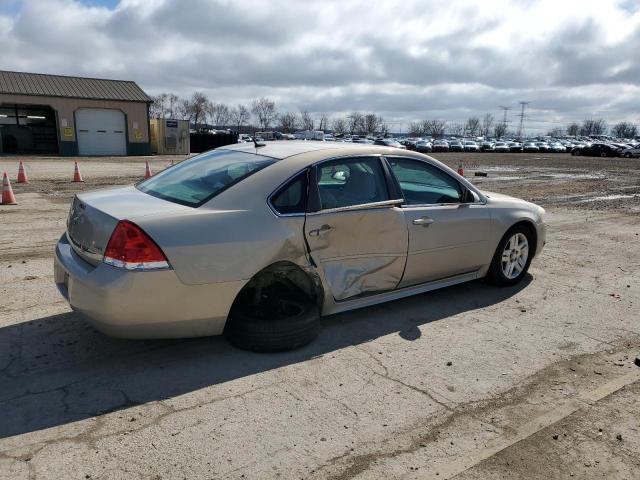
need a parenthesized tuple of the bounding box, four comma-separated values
(76, 109, 127, 156)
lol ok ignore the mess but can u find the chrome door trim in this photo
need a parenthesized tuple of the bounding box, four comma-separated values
(306, 198, 404, 216)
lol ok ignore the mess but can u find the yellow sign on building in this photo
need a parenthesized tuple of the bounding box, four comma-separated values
(63, 127, 74, 138)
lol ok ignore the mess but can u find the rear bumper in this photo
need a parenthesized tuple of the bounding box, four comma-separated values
(54, 234, 245, 339)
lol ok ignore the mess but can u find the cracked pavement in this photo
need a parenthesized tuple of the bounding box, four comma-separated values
(1, 155, 639, 479)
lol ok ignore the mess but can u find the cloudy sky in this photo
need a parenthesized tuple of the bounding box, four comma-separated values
(1, 0, 639, 133)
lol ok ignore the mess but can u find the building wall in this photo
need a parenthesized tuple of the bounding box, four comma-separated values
(0, 94, 150, 156)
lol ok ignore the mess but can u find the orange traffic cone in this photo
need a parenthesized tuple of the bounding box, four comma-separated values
(17, 161, 29, 183)
(457, 162, 464, 176)
(144, 161, 153, 179)
(1, 172, 17, 205)
(72, 162, 84, 182)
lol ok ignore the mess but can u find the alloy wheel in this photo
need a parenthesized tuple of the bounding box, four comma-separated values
(501, 232, 529, 279)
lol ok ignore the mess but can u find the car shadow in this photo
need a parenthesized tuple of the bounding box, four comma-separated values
(0, 276, 531, 439)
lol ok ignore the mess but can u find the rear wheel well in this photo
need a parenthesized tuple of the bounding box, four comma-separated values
(229, 262, 323, 316)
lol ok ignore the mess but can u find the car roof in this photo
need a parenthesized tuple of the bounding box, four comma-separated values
(218, 140, 405, 160)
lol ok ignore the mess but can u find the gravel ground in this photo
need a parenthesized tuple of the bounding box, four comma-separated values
(0, 152, 639, 479)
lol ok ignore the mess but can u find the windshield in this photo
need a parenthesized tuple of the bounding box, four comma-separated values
(137, 149, 275, 207)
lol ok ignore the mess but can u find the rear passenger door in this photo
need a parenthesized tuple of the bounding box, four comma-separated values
(385, 156, 492, 287)
(304, 156, 407, 301)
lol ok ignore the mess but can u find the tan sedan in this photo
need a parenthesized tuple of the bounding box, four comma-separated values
(54, 142, 546, 351)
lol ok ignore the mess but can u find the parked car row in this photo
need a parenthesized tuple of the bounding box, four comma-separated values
(239, 133, 640, 158)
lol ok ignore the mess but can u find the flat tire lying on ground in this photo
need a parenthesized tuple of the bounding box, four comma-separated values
(224, 299, 320, 352)
(486, 225, 533, 286)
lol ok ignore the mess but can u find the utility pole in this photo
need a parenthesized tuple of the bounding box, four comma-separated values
(498, 106, 511, 128)
(517, 102, 528, 139)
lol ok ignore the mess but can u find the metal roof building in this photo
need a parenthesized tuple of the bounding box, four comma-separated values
(0, 70, 152, 156)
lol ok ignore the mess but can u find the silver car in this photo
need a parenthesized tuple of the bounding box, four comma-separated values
(54, 142, 546, 351)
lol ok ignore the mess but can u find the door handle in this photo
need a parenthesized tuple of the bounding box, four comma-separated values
(309, 224, 333, 236)
(413, 216, 434, 226)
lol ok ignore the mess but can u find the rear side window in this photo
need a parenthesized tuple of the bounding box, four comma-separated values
(315, 157, 389, 210)
(270, 171, 308, 215)
(137, 149, 275, 207)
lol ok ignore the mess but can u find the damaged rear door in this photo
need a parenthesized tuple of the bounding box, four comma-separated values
(305, 156, 408, 301)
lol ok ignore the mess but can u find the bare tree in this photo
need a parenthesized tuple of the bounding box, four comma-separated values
(448, 123, 464, 137)
(150, 93, 167, 119)
(300, 111, 315, 131)
(481, 113, 494, 138)
(184, 91, 210, 131)
(566, 122, 580, 136)
(464, 117, 481, 137)
(364, 113, 383, 135)
(318, 113, 330, 132)
(493, 123, 507, 139)
(229, 104, 251, 132)
(347, 111, 365, 135)
(251, 97, 277, 130)
(176, 98, 191, 121)
(611, 121, 638, 138)
(207, 102, 231, 128)
(580, 118, 607, 136)
(408, 121, 424, 137)
(151, 93, 184, 119)
(423, 119, 447, 138)
(594, 119, 608, 135)
(547, 127, 563, 137)
(332, 117, 347, 135)
(165, 94, 180, 119)
(278, 112, 298, 133)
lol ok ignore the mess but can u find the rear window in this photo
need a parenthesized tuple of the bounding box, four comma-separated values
(137, 149, 275, 207)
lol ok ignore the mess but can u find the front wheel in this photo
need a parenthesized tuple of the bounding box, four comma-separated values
(486, 226, 533, 286)
(624, 152, 632, 158)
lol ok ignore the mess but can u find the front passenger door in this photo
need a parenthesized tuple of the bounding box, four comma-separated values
(385, 157, 492, 287)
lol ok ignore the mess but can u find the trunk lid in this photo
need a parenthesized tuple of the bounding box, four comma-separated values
(66, 186, 189, 266)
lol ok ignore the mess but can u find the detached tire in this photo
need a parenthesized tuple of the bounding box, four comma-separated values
(486, 225, 534, 286)
(224, 299, 320, 353)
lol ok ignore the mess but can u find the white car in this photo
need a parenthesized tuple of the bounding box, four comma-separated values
(621, 146, 640, 158)
(464, 141, 480, 152)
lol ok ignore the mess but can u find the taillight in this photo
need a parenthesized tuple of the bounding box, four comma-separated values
(103, 220, 170, 270)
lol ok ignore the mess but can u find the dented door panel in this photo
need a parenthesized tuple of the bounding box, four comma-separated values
(305, 206, 408, 301)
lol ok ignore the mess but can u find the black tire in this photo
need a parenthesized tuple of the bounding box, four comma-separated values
(486, 225, 534, 286)
(224, 299, 320, 352)
(624, 152, 632, 158)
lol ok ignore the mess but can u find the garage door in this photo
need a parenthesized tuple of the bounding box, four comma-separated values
(76, 109, 127, 156)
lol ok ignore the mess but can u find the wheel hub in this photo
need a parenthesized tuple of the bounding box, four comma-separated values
(501, 232, 529, 280)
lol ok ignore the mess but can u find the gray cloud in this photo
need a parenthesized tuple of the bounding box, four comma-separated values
(1, 0, 639, 132)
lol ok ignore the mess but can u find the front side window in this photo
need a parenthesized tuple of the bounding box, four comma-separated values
(137, 149, 275, 207)
(387, 157, 462, 205)
(315, 157, 389, 210)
